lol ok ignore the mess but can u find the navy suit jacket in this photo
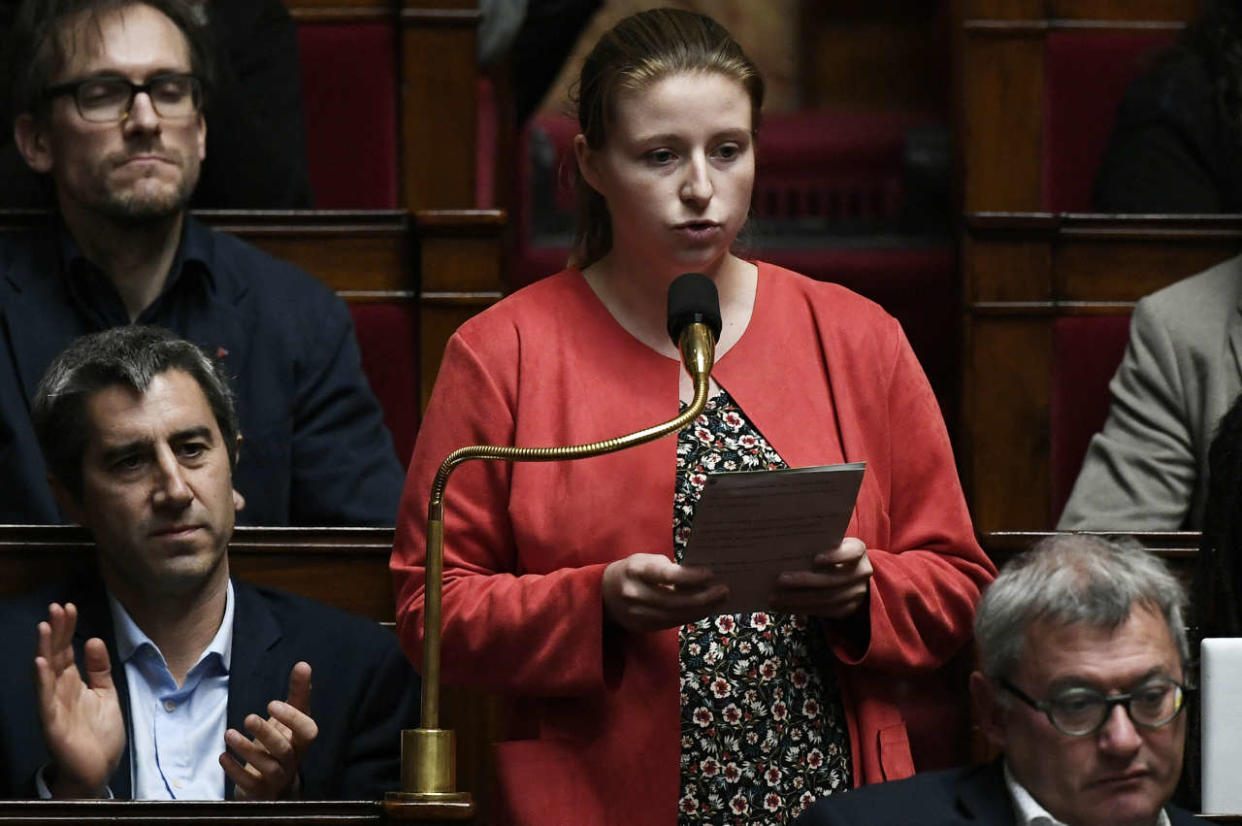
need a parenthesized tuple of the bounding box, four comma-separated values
(0, 216, 404, 526)
(0, 576, 421, 799)
(794, 762, 1212, 826)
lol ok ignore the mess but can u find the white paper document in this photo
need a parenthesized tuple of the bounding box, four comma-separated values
(680, 462, 866, 615)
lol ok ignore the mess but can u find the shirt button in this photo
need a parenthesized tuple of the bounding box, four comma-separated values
(163, 700, 176, 712)
(173, 779, 184, 789)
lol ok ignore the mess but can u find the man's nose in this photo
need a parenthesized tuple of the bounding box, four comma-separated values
(152, 451, 192, 507)
(122, 91, 162, 134)
(1097, 703, 1144, 755)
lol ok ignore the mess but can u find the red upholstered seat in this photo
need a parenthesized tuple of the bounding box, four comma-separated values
(349, 303, 420, 467)
(297, 23, 399, 208)
(508, 111, 577, 290)
(753, 110, 933, 224)
(1050, 314, 1133, 521)
(1043, 29, 1178, 211)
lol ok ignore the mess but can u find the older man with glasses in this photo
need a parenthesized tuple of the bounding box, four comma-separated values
(0, 0, 404, 527)
(795, 533, 1215, 826)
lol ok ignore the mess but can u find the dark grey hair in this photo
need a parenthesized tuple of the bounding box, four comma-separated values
(3, 0, 215, 129)
(31, 325, 238, 501)
(976, 534, 1189, 683)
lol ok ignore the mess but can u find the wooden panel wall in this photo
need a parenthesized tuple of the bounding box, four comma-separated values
(957, 1, 1196, 213)
(282, 0, 507, 410)
(955, 0, 1214, 532)
(801, 1, 951, 112)
(416, 210, 506, 403)
(962, 215, 1240, 531)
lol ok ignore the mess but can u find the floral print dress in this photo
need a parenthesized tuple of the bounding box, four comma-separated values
(676, 389, 853, 825)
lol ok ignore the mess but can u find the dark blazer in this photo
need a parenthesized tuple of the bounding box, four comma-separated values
(793, 762, 1212, 826)
(0, 216, 405, 526)
(0, 576, 420, 799)
(1094, 45, 1242, 214)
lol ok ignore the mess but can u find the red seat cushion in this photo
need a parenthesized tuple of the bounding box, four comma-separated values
(1043, 30, 1178, 211)
(349, 302, 420, 467)
(297, 23, 399, 208)
(1050, 314, 1132, 521)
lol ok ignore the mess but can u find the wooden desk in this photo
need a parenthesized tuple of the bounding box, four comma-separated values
(0, 799, 473, 823)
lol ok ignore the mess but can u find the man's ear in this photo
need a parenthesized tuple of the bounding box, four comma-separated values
(13, 113, 54, 174)
(47, 474, 85, 525)
(970, 671, 1008, 754)
(573, 133, 604, 195)
(230, 434, 244, 513)
(195, 113, 206, 162)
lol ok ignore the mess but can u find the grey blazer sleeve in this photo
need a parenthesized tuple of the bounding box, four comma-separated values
(1058, 296, 1198, 530)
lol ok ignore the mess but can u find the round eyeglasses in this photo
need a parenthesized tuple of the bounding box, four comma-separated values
(44, 73, 202, 123)
(999, 677, 1188, 736)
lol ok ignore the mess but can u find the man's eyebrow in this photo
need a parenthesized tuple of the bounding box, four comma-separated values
(98, 438, 151, 464)
(1049, 666, 1173, 692)
(169, 426, 215, 444)
(62, 67, 190, 83)
(97, 426, 214, 463)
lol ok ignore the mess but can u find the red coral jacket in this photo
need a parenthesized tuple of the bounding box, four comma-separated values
(391, 264, 994, 826)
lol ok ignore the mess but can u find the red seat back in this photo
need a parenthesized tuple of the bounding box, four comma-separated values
(753, 110, 931, 223)
(297, 23, 399, 208)
(1043, 30, 1178, 211)
(349, 302, 420, 467)
(1050, 314, 1132, 520)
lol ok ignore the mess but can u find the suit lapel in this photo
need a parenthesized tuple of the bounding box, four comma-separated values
(954, 761, 1016, 824)
(67, 578, 134, 799)
(0, 233, 87, 408)
(224, 580, 282, 799)
(177, 222, 251, 397)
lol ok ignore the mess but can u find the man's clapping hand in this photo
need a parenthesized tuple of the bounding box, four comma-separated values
(34, 602, 125, 798)
(220, 660, 319, 799)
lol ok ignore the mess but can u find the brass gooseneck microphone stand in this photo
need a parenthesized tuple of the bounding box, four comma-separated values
(387, 273, 722, 807)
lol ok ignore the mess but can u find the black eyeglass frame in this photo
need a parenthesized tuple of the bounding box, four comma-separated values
(998, 677, 1189, 736)
(43, 72, 203, 123)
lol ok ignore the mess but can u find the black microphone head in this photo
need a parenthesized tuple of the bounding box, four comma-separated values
(666, 273, 722, 345)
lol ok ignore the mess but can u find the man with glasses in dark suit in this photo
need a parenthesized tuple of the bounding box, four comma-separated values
(795, 534, 1212, 826)
(0, 0, 404, 527)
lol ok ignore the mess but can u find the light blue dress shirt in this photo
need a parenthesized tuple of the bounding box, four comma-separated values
(107, 581, 235, 799)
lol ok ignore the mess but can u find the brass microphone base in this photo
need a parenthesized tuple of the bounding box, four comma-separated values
(385, 790, 474, 803)
(396, 727, 468, 797)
